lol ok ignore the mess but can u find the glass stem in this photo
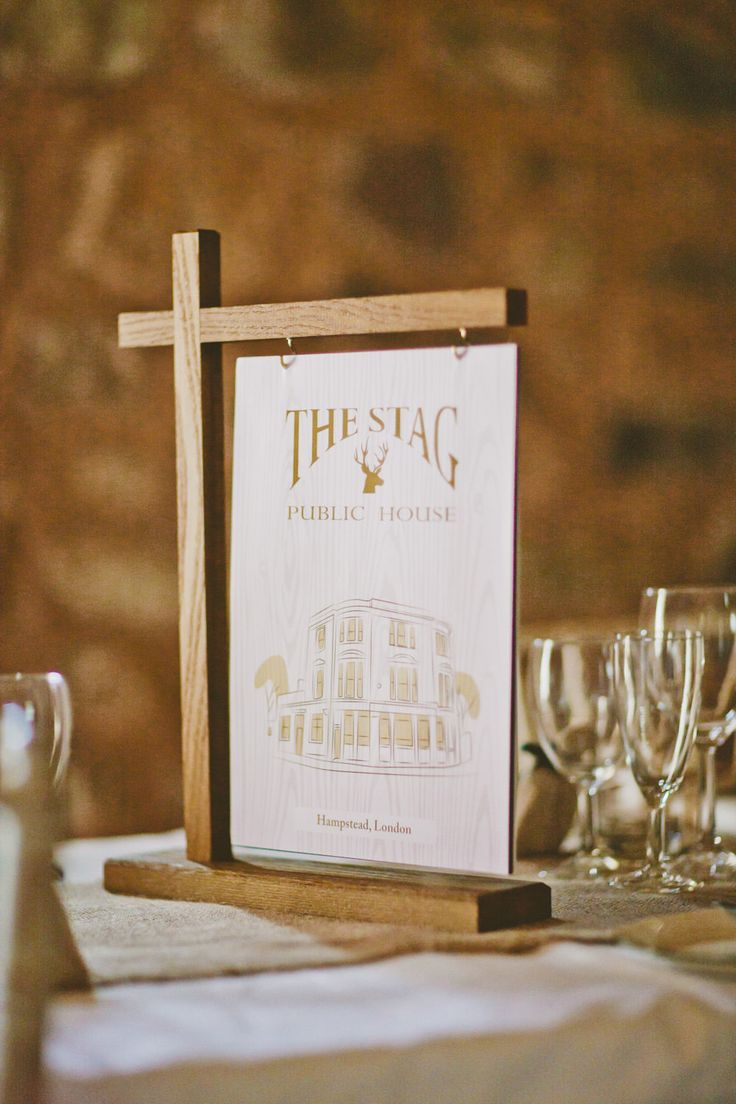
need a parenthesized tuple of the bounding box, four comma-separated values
(576, 785, 597, 855)
(697, 744, 720, 850)
(645, 803, 667, 868)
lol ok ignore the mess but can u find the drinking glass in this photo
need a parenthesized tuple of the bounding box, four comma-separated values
(639, 586, 736, 883)
(0, 672, 72, 1104)
(610, 631, 703, 893)
(527, 638, 624, 880)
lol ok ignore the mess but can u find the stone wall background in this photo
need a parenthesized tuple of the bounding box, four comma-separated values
(1, 1, 734, 835)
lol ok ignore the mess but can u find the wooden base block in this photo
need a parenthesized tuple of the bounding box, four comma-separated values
(103, 849, 550, 934)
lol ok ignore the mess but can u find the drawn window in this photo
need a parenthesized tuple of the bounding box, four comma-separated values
(314, 667, 324, 699)
(418, 717, 430, 750)
(340, 617, 364, 643)
(316, 624, 326, 650)
(435, 631, 447, 656)
(436, 718, 445, 750)
(310, 715, 324, 743)
(280, 716, 290, 742)
(379, 714, 391, 747)
(438, 672, 452, 707)
(358, 712, 370, 746)
(389, 621, 415, 648)
(338, 665, 344, 698)
(344, 712, 354, 746)
(345, 661, 363, 699)
(394, 715, 413, 748)
(391, 665, 416, 703)
(398, 667, 407, 700)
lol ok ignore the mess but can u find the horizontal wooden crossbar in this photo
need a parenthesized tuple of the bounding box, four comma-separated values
(118, 288, 527, 348)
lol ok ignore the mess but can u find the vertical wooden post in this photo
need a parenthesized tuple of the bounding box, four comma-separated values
(172, 230, 231, 861)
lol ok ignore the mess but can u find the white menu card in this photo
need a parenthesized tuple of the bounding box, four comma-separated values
(230, 344, 517, 874)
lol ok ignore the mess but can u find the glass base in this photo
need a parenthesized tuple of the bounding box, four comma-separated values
(667, 847, 736, 884)
(609, 862, 701, 894)
(540, 848, 621, 882)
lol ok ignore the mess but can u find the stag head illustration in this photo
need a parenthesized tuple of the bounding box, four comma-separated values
(354, 440, 388, 493)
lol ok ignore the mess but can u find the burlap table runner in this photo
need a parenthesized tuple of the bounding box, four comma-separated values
(58, 874, 736, 988)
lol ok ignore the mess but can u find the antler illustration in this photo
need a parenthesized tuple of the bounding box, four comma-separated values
(354, 440, 389, 493)
(372, 442, 388, 472)
(354, 442, 370, 473)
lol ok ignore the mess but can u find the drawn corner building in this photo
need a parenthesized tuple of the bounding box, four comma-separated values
(269, 599, 471, 771)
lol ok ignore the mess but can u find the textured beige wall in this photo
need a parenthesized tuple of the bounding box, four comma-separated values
(1, 1, 735, 834)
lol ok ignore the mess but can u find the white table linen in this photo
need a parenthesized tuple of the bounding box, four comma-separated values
(47, 833, 736, 1104)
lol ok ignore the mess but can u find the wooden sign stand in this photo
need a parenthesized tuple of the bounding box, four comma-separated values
(104, 229, 550, 932)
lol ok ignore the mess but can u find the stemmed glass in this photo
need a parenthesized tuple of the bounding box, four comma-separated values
(527, 638, 624, 880)
(639, 586, 736, 883)
(0, 672, 72, 787)
(0, 672, 72, 1104)
(611, 630, 703, 893)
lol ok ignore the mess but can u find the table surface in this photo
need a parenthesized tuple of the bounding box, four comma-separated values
(47, 830, 736, 1104)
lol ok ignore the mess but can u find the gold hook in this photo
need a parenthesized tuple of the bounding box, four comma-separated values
(453, 327, 468, 359)
(280, 337, 296, 369)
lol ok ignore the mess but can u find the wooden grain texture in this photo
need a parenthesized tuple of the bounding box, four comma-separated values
(103, 850, 551, 933)
(119, 228, 528, 884)
(172, 231, 231, 862)
(230, 347, 518, 875)
(119, 288, 527, 348)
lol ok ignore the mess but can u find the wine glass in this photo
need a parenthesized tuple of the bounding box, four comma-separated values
(639, 586, 736, 883)
(0, 672, 72, 1103)
(527, 638, 624, 880)
(610, 630, 703, 893)
(0, 672, 72, 787)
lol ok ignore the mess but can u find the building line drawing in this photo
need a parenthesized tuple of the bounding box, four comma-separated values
(254, 598, 479, 774)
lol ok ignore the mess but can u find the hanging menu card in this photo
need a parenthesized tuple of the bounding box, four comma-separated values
(230, 344, 517, 874)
